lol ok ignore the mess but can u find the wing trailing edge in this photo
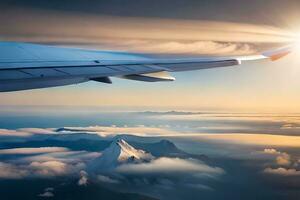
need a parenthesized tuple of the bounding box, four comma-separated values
(0, 42, 292, 92)
(121, 71, 175, 82)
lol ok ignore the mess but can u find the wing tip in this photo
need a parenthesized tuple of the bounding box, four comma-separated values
(262, 46, 292, 61)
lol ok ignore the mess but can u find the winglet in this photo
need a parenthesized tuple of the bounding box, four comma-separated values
(262, 45, 292, 61)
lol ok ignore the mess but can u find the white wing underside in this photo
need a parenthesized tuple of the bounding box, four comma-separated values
(0, 42, 290, 92)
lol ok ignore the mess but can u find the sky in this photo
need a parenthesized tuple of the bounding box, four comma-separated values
(1, 2, 300, 199)
(1, 0, 300, 111)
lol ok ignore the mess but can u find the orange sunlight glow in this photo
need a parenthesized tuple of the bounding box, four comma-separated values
(183, 134, 300, 147)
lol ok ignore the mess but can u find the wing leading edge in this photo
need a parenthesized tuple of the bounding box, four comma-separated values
(0, 42, 291, 92)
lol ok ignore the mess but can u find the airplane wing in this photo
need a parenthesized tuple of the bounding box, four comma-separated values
(0, 42, 291, 92)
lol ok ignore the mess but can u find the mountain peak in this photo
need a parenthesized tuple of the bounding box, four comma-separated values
(112, 139, 153, 162)
(115, 139, 131, 149)
(89, 139, 154, 171)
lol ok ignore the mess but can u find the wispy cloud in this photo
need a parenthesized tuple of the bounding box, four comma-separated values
(97, 175, 120, 184)
(38, 188, 54, 198)
(2, 124, 300, 148)
(0, 129, 32, 137)
(254, 148, 300, 177)
(276, 153, 291, 166)
(18, 128, 56, 135)
(0, 8, 294, 55)
(260, 148, 291, 166)
(0, 147, 97, 179)
(78, 170, 88, 186)
(264, 168, 300, 176)
(29, 160, 69, 177)
(0, 147, 69, 155)
(59, 125, 177, 137)
(0, 160, 85, 179)
(0, 162, 28, 179)
(185, 134, 300, 147)
(0, 128, 56, 137)
(116, 157, 224, 175)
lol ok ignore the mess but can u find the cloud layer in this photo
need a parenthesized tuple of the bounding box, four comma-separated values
(264, 167, 300, 176)
(116, 157, 223, 175)
(0, 8, 294, 55)
(258, 148, 300, 177)
(2, 124, 300, 148)
(0, 147, 69, 155)
(0, 147, 98, 179)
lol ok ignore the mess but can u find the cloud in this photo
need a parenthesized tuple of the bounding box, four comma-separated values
(263, 148, 280, 154)
(0, 8, 293, 56)
(0, 126, 180, 138)
(4, 123, 300, 149)
(0, 162, 28, 179)
(264, 167, 300, 176)
(0, 128, 56, 137)
(280, 122, 300, 130)
(260, 148, 291, 166)
(18, 128, 56, 135)
(55, 124, 300, 149)
(0, 149, 88, 179)
(262, 148, 293, 166)
(29, 161, 69, 176)
(259, 148, 300, 176)
(102, 40, 257, 55)
(38, 191, 54, 198)
(38, 188, 54, 198)
(78, 170, 88, 186)
(98, 157, 223, 194)
(116, 157, 224, 176)
(276, 153, 291, 166)
(97, 175, 120, 184)
(0, 147, 69, 155)
(28, 160, 86, 177)
(0, 149, 92, 179)
(186, 134, 300, 147)
(0, 129, 32, 137)
(60, 126, 177, 137)
(185, 183, 213, 191)
(21, 151, 100, 163)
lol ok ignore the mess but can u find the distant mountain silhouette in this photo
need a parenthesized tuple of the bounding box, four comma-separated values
(129, 139, 208, 161)
(139, 111, 205, 115)
(129, 139, 185, 157)
(0, 136, 208, 161)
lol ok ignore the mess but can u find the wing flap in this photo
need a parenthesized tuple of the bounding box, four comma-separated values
(157, 59, 241, 72)
(90, 77, 112, 84)
(121, 71, 175, 82)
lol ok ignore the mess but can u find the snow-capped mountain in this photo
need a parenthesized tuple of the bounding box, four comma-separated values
(89, 139, 154, 171)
